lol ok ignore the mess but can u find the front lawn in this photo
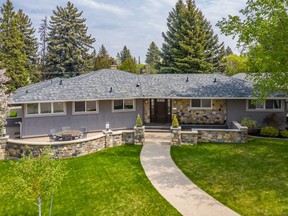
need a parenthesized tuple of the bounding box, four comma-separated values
(0, 145, 180, 216)
(171, 138, 288, 216)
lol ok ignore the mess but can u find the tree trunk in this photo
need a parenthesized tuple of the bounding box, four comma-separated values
(38, 197, 42, 216)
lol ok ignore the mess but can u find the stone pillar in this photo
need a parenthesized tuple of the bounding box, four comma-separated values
(0, 136, 8, 160)
(240, 127, 248, 143)
(144, 99, 150, 124)
(134, 126, 145, 145)
(171, 127, 181, 145)
(103, 130, 113, 148)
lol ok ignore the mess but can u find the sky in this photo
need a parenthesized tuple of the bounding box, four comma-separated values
(6, 0, 246, 62)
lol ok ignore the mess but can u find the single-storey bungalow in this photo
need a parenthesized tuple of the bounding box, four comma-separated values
(8, 69, 287, 138)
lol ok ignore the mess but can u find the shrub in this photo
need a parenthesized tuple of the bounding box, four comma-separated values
(280, 130, 288, 138)
(135, 114, 143, 127)
(260, 126, 279, 137)
(263, 113, 284, 129)
(172, 115, 179, 128)
(9, 111, 17, 118)
(241, 117, 257, 132)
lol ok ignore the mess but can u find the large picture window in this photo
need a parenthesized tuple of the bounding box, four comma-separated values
(73, 101, 99, 114)
(113, 99, 135, 112)
(26, 102, 65, 117)
(247, 99, 282, 111)
(190, 99, 212, 109)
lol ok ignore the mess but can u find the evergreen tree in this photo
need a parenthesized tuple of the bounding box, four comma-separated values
(0, 0, 30, 92)
(18, 9, 39, 83)
(226, 46, 233, 55)
(46, 1, 95, 78)
(161, 0, 224, 73)
(145, 41, 161, 73)
(94, 44, 114, 70)
(38, 16, 48, 74)
(119, 45, 132, 63)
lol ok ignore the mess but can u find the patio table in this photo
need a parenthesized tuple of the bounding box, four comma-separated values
(56, 130, 81, 140)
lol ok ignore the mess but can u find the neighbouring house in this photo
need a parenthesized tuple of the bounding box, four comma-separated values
(7, 69, 287, 138)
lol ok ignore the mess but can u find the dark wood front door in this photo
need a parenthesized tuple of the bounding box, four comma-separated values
(150, 99, 171, 123)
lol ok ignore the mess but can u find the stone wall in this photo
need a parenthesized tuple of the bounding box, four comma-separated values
(144, 99, 150, 123)
(4, 130, 142, 159)
(173, 121, 248, 145)
(172, 99, 227, 124)
(171, 127, 181, 145)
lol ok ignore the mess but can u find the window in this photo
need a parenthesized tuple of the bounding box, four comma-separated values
(27, 103, 38, 115)
(113, 99, 135, 112)
(191, 99, 212, 109)
(26, 102, 66, 117)
(73, 101, 99, 114)
(247, 99, 282, 111)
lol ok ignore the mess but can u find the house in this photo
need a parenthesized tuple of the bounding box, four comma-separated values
(8, 69, 287, 138)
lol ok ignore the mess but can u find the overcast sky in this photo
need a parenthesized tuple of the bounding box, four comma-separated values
(8, 0, 246, 62)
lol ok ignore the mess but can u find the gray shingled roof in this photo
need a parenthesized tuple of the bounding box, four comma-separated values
(11, 69, 279, 103)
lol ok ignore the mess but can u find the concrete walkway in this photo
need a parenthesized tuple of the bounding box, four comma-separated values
(140, 132, 239, 216)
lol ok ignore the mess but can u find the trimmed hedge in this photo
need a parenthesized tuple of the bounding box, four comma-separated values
(280, 130, 288, 138)
(260, 126, 279, 137)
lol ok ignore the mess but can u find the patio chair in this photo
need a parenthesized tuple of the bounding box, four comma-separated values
(62, 134, 72, 141)
(62, 126, 71, 131)
(80, 127, 88, 138)
(48, 129, 59, 142)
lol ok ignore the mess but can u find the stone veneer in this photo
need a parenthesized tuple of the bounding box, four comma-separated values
(172, 121, 248, 145)
(172, 99, 227, 124)
(134, 126, 145, 145)
(0, 136, 8, 160)
(144, 99, 150, 123)
(4, 130, 141, 159)
(171, 127, 181, 145)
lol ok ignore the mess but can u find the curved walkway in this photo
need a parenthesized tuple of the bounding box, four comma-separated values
(140, 132, 239, 216)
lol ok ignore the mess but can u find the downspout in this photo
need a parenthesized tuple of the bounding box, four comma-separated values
(15, 122, 23, 138)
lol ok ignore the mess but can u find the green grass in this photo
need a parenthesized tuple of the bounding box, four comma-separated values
(0, 145, 180, 216)
(171, 138, 288, 216)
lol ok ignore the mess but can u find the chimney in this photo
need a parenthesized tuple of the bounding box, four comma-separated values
(110, 62, 117, 70)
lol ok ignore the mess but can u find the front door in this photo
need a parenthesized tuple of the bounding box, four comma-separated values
(150, 99, 171, 123)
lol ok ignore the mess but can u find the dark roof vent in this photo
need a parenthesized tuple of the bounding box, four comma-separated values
(59, 80, 63, 85)
(213, 78, 217, 83)
(136, 83, 140, 87)
(186, 77, 189, 82)
(25, 89, 28, 93)
(109, 87, 113, 93)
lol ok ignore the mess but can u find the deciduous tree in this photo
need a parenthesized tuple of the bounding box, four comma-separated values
(7, 149, 67, 216)
(217, 0, 288, 98)
(0, 69, 10, 135)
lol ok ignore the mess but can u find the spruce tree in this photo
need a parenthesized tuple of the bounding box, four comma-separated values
(0, 0, 30, 92)
(38, 16, 48, 75)
(119, 45, 132, 63)
(161, 0, 224, 73)
(18, 9, 39, 83)
(145, 41, 161, 73)
(46, 1, 95, 78)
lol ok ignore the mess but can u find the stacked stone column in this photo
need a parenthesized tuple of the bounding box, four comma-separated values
(170, 127, 181, 145)
(0, 136, 8, 160)
(134, 126, 145, 145)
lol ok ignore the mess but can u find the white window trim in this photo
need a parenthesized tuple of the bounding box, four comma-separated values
(25, 102, 67, 117)
(246, 99, 284, 112)
(72, 101, 99, 115)
(190, 99, 212, 110)
(112, 99, 136, 112)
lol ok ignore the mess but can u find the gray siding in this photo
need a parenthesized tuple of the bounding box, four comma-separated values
(227, 99, 286, 129)
(22, 100, 143, 137)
